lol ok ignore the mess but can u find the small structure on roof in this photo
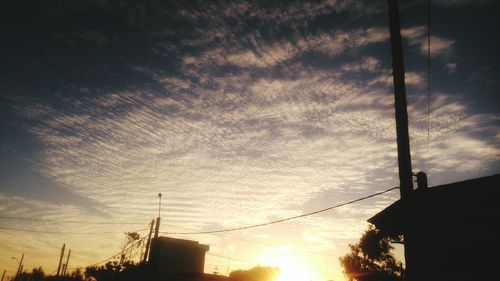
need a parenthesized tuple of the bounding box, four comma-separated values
(369, 173, 500, 281)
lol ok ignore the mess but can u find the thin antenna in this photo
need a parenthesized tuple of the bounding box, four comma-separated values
(158, 193, 162, 218)
(154, 193, 162, 239)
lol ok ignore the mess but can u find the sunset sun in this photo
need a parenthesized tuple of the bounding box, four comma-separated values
(275, 257, 314, 281)
(259, 247, 319, 281)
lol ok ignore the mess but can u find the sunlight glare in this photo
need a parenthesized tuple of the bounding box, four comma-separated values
(259, 247, 316, 281)
(275, 257, 313, 281)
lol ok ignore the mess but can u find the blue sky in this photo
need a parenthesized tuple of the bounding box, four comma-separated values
(1, 1, 499, 280)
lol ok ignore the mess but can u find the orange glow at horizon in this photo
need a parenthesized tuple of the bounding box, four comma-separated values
(257, 246, 325, 281)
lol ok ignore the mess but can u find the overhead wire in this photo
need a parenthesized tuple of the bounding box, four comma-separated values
(2, 187, 398, 274)
(0, 226, 148, 235)
(87, 236, 148, 267)
(0, 216, 147, 225)
(168, 225, 334, 256)
(1, 186, 398, 236)
(44, 233, 148, 276)
(427, 0, 432, 164)
(161, 186, 399, 235)
(163, 225, 339, 262)
(206, 252, 245, 263)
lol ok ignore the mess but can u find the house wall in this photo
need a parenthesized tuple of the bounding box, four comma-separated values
(410, 205, 499, 280)
(410, 192, 500, 281)
(369, 174, 500, 281)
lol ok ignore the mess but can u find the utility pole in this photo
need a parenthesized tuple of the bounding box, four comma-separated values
(386, 0, 416, 280)
(62, 249, 71, 276)
(143, 219, 155, 262)
(56, 243, 65, 277)
(12, 254, 23, 281)
(387, 0, 414, 199)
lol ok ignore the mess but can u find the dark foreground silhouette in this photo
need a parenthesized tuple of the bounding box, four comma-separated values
(8, 263, 280, 281)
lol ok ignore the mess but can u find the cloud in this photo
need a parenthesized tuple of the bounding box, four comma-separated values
(426, 36, 455, 57)
(4, 57, 499, 279)
(1, 1, 498, 278)
(12, 64, 498, 234)
(341, 57, 380, 73)
(184, 41, 298, 69)
(445, 62, 458, 73)
(401, 26, 426, 41)
(183, 27, 388, 69)
(179, 0, 358, 25)
(402, 26, 455, 57)
(368, 71, 426, 87)
(0, 193, 138, 271)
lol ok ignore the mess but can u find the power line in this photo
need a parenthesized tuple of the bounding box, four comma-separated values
(165, 224, 338, 259)
(427, 0, 432, 150)
(206, 252, 245, 262)
(0, 226, 147, 235)
(162, 187, 399, 235)
(0, 187, 397, 274)
(45, 234, 148, 276)
(0, 216, 147, 225)
(155, 223, 276, 247)
(87, 237, 147, 267)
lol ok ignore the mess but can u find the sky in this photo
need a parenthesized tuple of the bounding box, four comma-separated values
(1, 0, 499, 280)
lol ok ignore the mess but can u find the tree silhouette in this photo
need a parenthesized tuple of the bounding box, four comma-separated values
(340, 226, 404, 281)
(14, 267, 84, 281)
(229, 266, 280, 281)
(84, 261, 149, 281)
(119, 232, 141, 266)
(15, 267, 45, 281)
(84, 231, 147, 281)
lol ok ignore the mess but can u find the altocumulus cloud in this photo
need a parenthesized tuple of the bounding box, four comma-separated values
(11, 61, 499, 253)
(1, 0, 499, 278)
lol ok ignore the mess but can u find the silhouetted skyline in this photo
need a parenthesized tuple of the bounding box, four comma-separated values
(1, 1, 499, 280)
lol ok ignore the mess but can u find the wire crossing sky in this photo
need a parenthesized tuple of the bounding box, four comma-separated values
(0, 186, 397, 235)
(161, 187, 399, 235)
(1, 1, 499, 281)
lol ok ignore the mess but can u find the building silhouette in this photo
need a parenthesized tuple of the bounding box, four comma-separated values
(148, 236, 228, 281)
(369, 173, 500, 280)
